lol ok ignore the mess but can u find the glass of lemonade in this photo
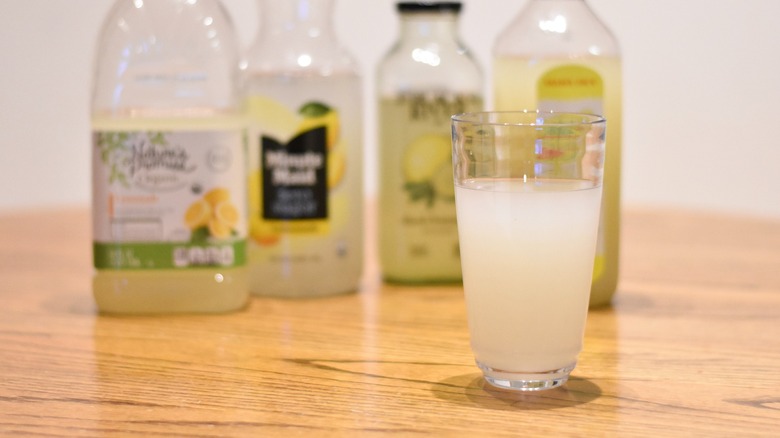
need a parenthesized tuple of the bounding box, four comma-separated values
(451, 110, 606, 391)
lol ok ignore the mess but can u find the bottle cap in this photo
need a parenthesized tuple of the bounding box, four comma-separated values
(397, 2, 462, 13)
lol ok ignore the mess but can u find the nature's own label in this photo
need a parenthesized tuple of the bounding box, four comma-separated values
(537, 64, 606, 277)
(92, 129, 247, 270)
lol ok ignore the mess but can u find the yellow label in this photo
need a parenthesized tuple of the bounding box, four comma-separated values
(538, 65, 604, 102)
(537, 65, 607, 282)
(246, 97, 348, 243)
(536, 65, 604, 115)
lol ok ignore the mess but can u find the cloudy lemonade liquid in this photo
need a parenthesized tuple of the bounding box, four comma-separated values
(493, 57, 621, 306)
(92, 115, 249, 313)
(455, 179, 601, 372)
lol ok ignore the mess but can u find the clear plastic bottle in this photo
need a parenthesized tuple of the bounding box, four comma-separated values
(244, 0, 363, 297)
(377, 2, 483, 283)
(91, 0, 249, 314)
(493, 0, 621, 307)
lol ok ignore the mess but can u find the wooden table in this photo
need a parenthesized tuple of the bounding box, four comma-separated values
(1, 207, 779, 436)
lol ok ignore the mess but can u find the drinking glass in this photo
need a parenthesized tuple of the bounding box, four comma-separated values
(451, 110, 606, 391)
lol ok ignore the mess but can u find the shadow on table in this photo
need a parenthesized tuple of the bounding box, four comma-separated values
(431, 373, 602, 411)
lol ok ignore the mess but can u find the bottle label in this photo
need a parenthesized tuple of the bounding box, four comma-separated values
(92, 129, 247, 270)
(537, 64, 604, 115)
(248, 98, 346, 242)
(537, 64, 606, 278)
(380, 94, 483, 276)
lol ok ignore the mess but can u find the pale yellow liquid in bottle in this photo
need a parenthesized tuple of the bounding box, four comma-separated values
(92, 115, 249, 314)
(493, 56, 621, 307)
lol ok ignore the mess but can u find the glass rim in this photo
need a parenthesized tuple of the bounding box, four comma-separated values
(451, 110, 606, 127)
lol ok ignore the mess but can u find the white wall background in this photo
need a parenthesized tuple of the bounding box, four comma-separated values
(1, 0, 779, 218)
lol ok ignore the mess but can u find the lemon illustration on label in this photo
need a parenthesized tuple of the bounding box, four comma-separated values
(328, 146, 347, 189)
(204, 188, 230, 208)
(208, 217, 233, 239)
(247, 96, 299, 142)
(431, 162, 455, 200)
(184, 199, 212, 230)
(299, 102, 340, 150)
(402, 133, 453, 207)
(404, 133, 451, 183)
(214, 201, 239, 228)
(184, 187, 238, 241)
(251, 221, 280, 246)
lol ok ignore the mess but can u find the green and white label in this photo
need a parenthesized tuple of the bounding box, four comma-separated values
(92, 128, 247, 270)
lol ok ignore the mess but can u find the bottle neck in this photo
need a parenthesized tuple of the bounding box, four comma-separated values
(257, 0, 336, 39)
(247, 0, 357, 76)
(398, 12, 460, 44)
(493, 0, 618, 58)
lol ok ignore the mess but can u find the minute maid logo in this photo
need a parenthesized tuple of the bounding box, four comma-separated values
(261, 127, 328, 220)
(95, 131, 196, 191)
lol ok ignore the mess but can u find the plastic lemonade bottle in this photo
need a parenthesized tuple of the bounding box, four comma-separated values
(91, 0, 249, 313)
(377, 2, 483, 283)
(493, 0, 622, 307)
(244, 0, 363, 297)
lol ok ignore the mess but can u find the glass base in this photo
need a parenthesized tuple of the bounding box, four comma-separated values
(477, 361, 575, 392)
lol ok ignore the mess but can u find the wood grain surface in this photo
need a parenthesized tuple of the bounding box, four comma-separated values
(0, 206, 779, 437)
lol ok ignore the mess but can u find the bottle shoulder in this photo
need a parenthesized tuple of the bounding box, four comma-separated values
(95, 0, 240, 57)
(243, 39, 361, 76)
(378, 46, 482, 77)
(377, 39, 483, 94)
(494, 1, 620, 57)
(92, 0, 241, 111)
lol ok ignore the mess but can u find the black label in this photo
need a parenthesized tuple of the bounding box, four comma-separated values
(261, 127, 328, 220)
